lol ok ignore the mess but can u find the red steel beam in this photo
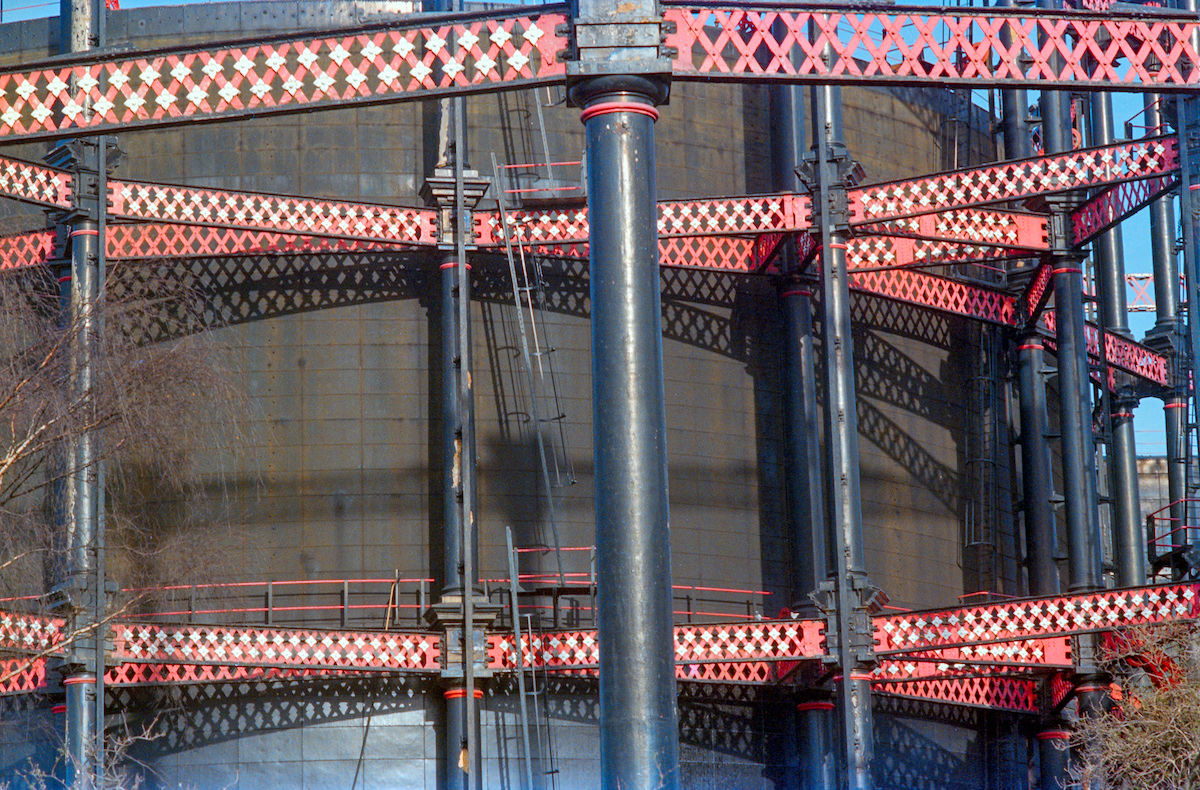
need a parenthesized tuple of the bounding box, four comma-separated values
(1071, 172, 1180, 246)
(853, 135, 1178, 224)
(108, 180, 438, 245)
(0, 7, 568, 143)
(874, 582, 1198, 654)
(664, 4, 1200, 92)
(110, 622, 441, 671)
(859, 207, 1049, 250)
(0, 229, 56, 270)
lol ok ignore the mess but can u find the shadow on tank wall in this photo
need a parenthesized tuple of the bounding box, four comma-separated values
(106, 246, 981, 613)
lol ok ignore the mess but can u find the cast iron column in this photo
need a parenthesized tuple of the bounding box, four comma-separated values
(772, 76, 833, 790)
(803, 80, 876, 790)
(1144, 95, 1188, 547)
(421, 144, 495, 790)
(997, 0, 1033, 161)
(1177, 2, 1200, 551)
(573, 75, 678, 790)
(1042, 113, 1103, 595)
(55, 0, 102, 782)
(1048, 203, 1109, 713)
(1036, 727, 1071, 790)
(1088, 93, 1145, 585)
(1016, 334, 1059, 595)
(999, 32, 1057, 596)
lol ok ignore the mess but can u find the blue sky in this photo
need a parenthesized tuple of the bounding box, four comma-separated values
(1, 0, 1180, 455)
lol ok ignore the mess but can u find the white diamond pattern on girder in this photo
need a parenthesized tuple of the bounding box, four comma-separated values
(111, 623, 439, 671)
(107, 180, 437, 244)
(855, 138, 1178, 223)
(876, 584, 1199, 652)
(0, 14, 567, 140)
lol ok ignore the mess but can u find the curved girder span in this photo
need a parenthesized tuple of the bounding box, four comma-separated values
(0, 3, 1198, 142)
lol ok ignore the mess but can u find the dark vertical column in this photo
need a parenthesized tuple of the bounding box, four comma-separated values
(1036, 727, 1071, 790)
(1050, 236, 1103, 593)
(63, 217, 99, 790)
(772, 82, 826, 603)
(59, 0, 99, 775)
(772, 80, 832, 790)
(1016, 335, 1059, 595)
(573, 76, 678, 790)
(439, 256, 474, 595)
(781, 287, 827, 599)
(1177, 1, 1200, 551)
(1039, 35, 1102, 593)
(997, 0, 1032, 161)
(795, 698, 835, 790)
(1145, 95, 1188, 543)
(1088, 93, 1145, 586)
(807, 81, 874, 790)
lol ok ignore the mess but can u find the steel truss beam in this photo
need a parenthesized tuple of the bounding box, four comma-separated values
(664, 3, 1200, 92)
(0, 3, 1197, 144)
(0, 6, 568, 143)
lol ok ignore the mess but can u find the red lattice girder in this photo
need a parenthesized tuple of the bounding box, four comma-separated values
(0, 155, 72, 207)
(874, 676, 1039, 714)
(106, 223, 409, 259)
(0, 657, 47, 695)
(1040, 310, 1171, 386)
(487, 618, 824, 681)
(1126, 272, 1177, 313)
(0, 10, 567, 142)
(853, 136, 1178, 224)
(0, 230, 56, 270)
(752, 231, 788, 270)
(0, 609, 65, 655)
(479, 193, 812, 248)
(108, 181, 437, 245)
(847, 235, 1027, 271)
(875, 583, 1199, 654)
(657, 235, 756, 272)
(657, 194, 810, 237)
(860, 207, 1049, 250)
(664, 5, 1200, 91)
(848, 268, 1017, 326)
(1023, 262, 1055, 321)
(881, 636, 1073, 669)
(103, 662, 366, 687)
(111, 623, 439, 671)
(1071, 173, 1179, 246)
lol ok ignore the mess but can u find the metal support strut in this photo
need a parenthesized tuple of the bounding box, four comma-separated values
(800, 79, 878, 790)
(1088, 91, 1145, 586)
(571, 73, 678, 790)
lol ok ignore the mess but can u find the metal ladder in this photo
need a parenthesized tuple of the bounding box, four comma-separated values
(504, 527, 560, 790)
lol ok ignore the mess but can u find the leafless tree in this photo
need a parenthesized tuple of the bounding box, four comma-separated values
(1070, 623, 1200, 789)
(0, 262, 245, 596)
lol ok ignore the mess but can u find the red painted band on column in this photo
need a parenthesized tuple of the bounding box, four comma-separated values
(849, 673, 874, 682)
(69, 229, 99, 238)
(57, 275, 72, 284)
(796, 701, 835, 712)
(1036, 730, 1071, 741)
(443, 688, 484, 700)
(63, 676, 95, 685)
(580, 102, 659, 123)
(439, 262, 472, 271)
(780, 290, 813, 299)
(1111, 412, 1134, 419)
(1052, 268, 1082, 275)
(828, 243, 848, 250)
(51, 704, 67, 714)
(1017, 344, 1044, 351)
(1165, 401, 1188, 409)
(1075, 685, 1107, 694)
